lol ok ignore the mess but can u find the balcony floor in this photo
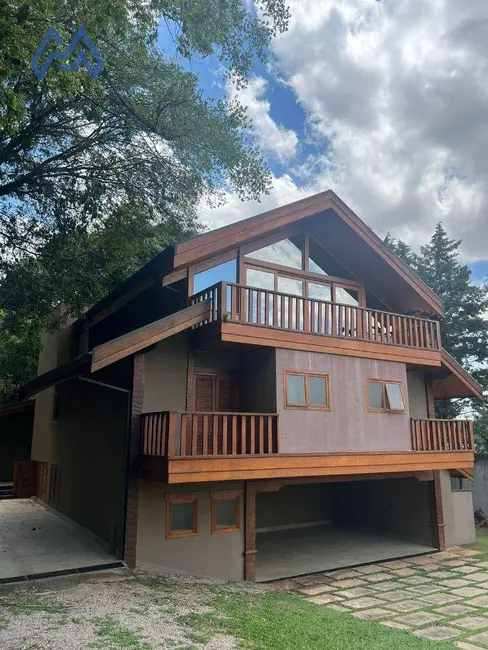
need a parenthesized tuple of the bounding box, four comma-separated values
(255, 524, 435, 582)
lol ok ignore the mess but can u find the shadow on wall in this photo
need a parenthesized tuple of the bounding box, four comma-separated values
(0, 403, 34, 482)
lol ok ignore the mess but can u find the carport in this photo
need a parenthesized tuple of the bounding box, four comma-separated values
(0, 499, 121, 582)
(254, 478, 437, 582)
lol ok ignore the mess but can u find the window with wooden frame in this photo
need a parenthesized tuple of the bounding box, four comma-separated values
(367, 379, 405, 413)
(211, 490, 241, 534)
(165, 493, 199, 539)
(284, 371, 331, 410)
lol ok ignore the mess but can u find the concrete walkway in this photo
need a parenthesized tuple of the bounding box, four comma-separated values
(0, 499, 117, 581)
(273, 546, 488, 647)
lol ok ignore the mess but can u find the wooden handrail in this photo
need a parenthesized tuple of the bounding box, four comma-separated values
(410, 418, 474, 451)
(141, 411, 279, 458)
(190, 282, 441, 350)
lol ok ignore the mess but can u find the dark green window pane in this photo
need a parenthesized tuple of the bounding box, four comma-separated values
(286, 374, 306, 405)
(309, 376, 328, 406)
(215, 498, 238, 528)
(368, 381, 384, 409)
(170, 502, 194, 532)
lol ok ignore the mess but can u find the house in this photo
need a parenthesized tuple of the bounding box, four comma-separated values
(20, 190, 480, 582)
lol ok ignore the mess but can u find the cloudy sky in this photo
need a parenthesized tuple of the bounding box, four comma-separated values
(161, 0, 488, 282)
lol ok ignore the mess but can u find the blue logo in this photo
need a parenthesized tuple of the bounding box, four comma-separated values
(31, 25, 103, 80)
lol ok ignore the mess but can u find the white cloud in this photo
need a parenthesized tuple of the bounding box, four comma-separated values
(228, 76, 299, 162)
(204, 0, 488, 262)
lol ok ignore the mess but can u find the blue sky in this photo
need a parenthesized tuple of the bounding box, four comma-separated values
(158, 2, 488, 285)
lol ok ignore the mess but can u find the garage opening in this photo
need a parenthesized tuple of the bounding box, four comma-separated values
(255, 478, 436, 582)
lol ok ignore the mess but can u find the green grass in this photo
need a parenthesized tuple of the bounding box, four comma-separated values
(0, 594, 67, 616)
(90, 616, 152, 650)
(473, 528, 488, 560)
(178, 589, 458, 650)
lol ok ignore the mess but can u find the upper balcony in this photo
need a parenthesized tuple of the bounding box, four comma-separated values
(190, 281, 442, 367)
(139, 411, 474, 484)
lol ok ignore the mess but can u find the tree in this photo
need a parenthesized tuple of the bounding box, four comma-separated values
(1, 0, 289, 260)
(385, 225, 488, 441)
(0, 0, 290, 401)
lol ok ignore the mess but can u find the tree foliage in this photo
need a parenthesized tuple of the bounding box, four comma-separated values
(0, 0, 290, 401)
(385, 225, 488, 446)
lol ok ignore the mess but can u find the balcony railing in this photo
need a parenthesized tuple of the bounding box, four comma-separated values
(411, 419, 474, 452)
(190, 282, 441, 351)
(141, 411, 279, 458)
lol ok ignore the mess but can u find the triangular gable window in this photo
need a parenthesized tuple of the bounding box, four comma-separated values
(247, 238, 302, 269)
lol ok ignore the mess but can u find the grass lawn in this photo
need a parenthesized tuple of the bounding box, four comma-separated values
(180, 587, 457, 650)
(474, 527, 488, 560)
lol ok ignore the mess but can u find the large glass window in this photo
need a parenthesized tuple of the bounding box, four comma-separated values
(277, 276, 303, 296)
(247, 268, 274, 290)
(367, 380, 405, 413)
(247, 238, 303, 269)
(194, 259, 236, 294)
(335, 286, 359, 306)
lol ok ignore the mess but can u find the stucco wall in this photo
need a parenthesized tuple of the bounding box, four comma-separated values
(473, 459, 488, 514)
(275, 350, 411, 453)
(332, 478, 433, 545)
(440, 469, 475, 547)
(256, 484, 332, 531)
(407, 371, 428, 419)
(143, 334, 188, 413)
(54, 378, 129, 555)
(137, 481, 245, 580)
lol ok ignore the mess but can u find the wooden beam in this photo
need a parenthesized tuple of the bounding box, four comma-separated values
(162, 267, 188, 287)
(220, 322, 442, 368)
(429, 470, 446, 551)
(91, 301, 211, 373)
(166, 450, 474, 484)
(124, 353, 145, 568)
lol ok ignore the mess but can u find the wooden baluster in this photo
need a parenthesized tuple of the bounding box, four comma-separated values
(148, 414, 155, 455)
(264, 291, 270, 326)
(411, 420, 416, 450)
(222, 415, 228, 455)
(325, 302, 331, 335)
(241, 415, 247, 454)
(442, 420, 448, 451)
(267, 416, 273, 453)
(318, 302, 323, 335)
(469, 421, 474, 450)
(419, 320, 425, 348)
(299, 297, 305, 332)
(436, 321, 441, 350)
(248, 288, 253, 324)
(413, 320, 419, 347)
(158, 414, 163, 455)
(421, 420, 427, 450)
(250, 416, 256, 455)
(345, 306, 351, 338)
(232, 415, 237, 455)
(180, 413, 187, 456)
(257, 290, 262, 325)
(141, 416, 147, 454)
(168, 413, 176, 456)
(191, 415, 198, 456)
(202, 415, 209, 456)
(273, 294, 279, 327)
(155, 414, 161, 455)
(259, 416, 264, 454)
(213, 415, 219, 455)
(378, 312, 384, 342)
(288, 295, 293, 330)
(230, 285, 237, 320)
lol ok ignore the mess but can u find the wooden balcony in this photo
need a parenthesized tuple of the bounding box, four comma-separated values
(411, 419, 474, 452)
(190, 282, 442, 366)
(140, 412, 474, 484)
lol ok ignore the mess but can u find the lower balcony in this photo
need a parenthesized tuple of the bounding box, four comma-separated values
(139, 412, 474, 484)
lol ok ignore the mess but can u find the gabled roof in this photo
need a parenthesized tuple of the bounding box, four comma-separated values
(173, 190, 444, 316)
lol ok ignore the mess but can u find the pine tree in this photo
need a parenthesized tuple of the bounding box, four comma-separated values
(385, 224, 488, 431)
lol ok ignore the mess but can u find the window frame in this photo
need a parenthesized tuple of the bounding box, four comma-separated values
(366, 379, 406, 414)
(283, 370, 331, 411)
(165, 492, 199, 539)
(210, 490, 242, 535)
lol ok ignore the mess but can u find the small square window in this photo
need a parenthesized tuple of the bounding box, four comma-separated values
(284, 371, 330, 410)
(165, 494, 198, 539)
(367, 380, 405, 413)
(211, 491, 241, 534)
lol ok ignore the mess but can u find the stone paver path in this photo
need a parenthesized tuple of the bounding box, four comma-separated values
(273, 547, 488, 648)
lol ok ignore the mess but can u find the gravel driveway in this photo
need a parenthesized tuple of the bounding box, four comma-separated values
(0, 569, 239, 650)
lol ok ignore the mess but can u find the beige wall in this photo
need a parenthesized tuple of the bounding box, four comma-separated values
(143, 334, 188, 413)
(407, 371, 428, 419)
(332, 477, 433, 545)
(137, 481, 245, 580)
(440, 470, 475, 547)
(257, 484, 332, 531)
(53, 378, 128, 555)
(276, 350, 411, 453)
